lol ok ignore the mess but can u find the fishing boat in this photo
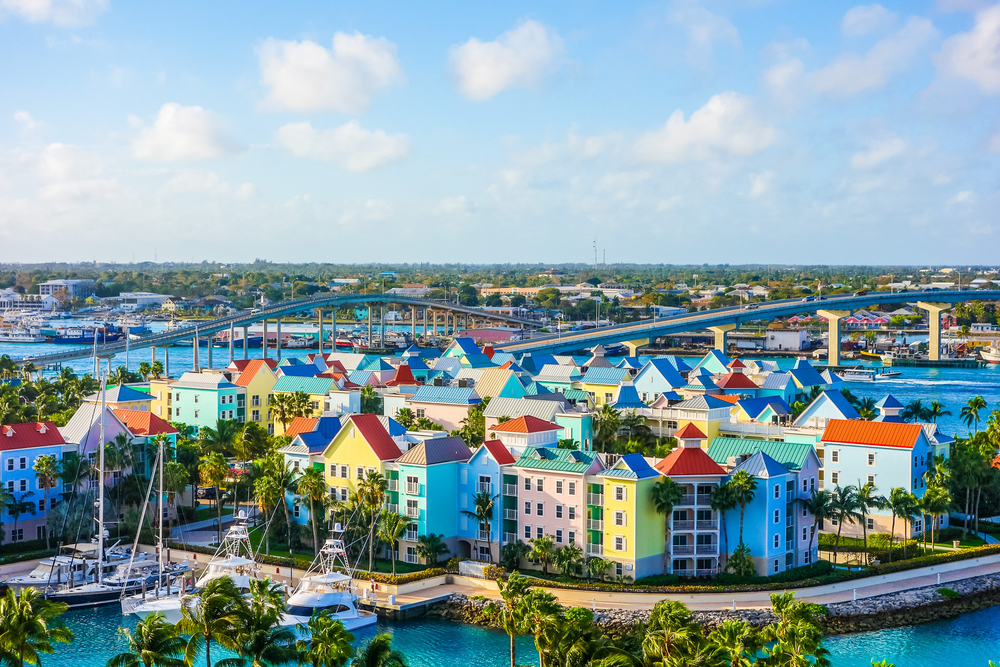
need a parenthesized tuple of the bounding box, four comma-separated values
(980, 344, 1000, 363)
(51, 327, 123, 344)
(278, 527, 376, 635)
(0, 327, 46, 343)
(2, 542, 133, 592)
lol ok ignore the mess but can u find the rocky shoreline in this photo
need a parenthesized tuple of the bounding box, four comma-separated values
(424, 572, 1000, 637)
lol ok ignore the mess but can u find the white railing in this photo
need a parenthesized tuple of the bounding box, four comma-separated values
(503, 532, 517, 544)
(672, 545, 694, 555)
(696, 568, 718, 576)
(478, 482, 492, 494)
(672, 520, 694, 530)
(387, 479, 398, 491)
(406, 483, 421, 496)
(479, 530, 491, 541)
(719, 421, 786, 437)
(587, 493, 603, 506)
(696, 520, 718, 530)
(503, 484, 518, 496)
(586, 543, 603, 556)
(504, 509, 518, 520)
(385, 503, 398, 514)
(405, 531, 418, 541)
(405, 506, 419, 519)
(696, 544, 718, 554)
(696, 494, 712, 505)
(587, 519, 603, 531)
(677, 494, 695, 505)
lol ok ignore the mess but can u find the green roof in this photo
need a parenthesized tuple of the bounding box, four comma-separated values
(562, 389, 591, 401)
(706, 437, 814, 471)
(513, 446, 597, 474)
(272, 376, 337, 395)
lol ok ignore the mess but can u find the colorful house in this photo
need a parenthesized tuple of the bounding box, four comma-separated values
(486, 416, 562, 448)
(82, 385, 153, 412)
(321, 414, 404, 502)
(578, 367, 631, 406)
(471, 368, 527, 400)
(755, 373, 797, 404)
(1, 421, 66, 543)
(632, 359, 685, 403)
(458, 440, 518, 562)
(271, 376, 339, 435)
(234, 359, 279, 427)
(406, 386, 482, 432)
(163, 372, 245, 435)
(693, 350, 732, 374)
(596, 453, 664, 580)
(532, 365, 582, 394)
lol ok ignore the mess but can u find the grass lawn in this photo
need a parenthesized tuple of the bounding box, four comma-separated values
(193, 506, 235, 522)
(930, 536, 985, 549)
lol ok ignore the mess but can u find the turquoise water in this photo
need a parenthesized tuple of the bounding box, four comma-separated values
(48, 604, 1000, 666)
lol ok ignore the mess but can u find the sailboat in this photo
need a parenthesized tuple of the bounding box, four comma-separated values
(278, 525, 376, 635)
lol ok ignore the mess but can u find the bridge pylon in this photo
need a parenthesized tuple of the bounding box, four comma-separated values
(917, 302, 951, 361)
(706, 324, 737, 352)
(817, 310, 849, 367)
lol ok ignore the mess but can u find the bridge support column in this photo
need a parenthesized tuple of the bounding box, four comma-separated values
(624, 338, 650, 356)
(331, 309, 337, 352)
(317, 311, 323, 355)
(164, 346, 169, 377)
(229, 324, 235, 364)
(411, 307, 416, 343)
(207, 335, 213, 369)
(818, 310, 849, 367)
(193, 335, 200, 373)
(276, 319, 282, 361)
(423, 310, 429, 342)
(262, 320, 268, 360)
(151, 347, 156, 365)
(707, 324, 738, 352)
(242, 326, 248, 360)
(918, 302, 951, 361)
(367, 307, 373, 347)
(380, 306, 385, 348)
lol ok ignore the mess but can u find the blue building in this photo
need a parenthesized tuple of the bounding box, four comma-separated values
(1, 421, 67, 543)
(457, 440, 518, 562)
(632, 359, 686, 403)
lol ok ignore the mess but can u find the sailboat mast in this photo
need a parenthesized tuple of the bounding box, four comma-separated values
(97, 372, 106, 583)
(157, 437, 164, 579)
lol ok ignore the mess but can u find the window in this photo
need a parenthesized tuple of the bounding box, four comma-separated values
(329, 464, 337, 476)
(415, 408, 425, 419)
(810, 478, 816, 491)
(524, 501, 531, 515)
(867, 518, 874, 530)
(339, 488, 347, 502)
(194, 410, 199, 419)
(830, 450, 839, 463)
(802, 478, 808, 492)
(773, 509, 780, 524)
(536, 479, 544, 492)
(524, 477, 531, 491)
(774, 559, 779, 573)
(867, 474, 876, 485)
(913, 456, 918, 467)
(802, 527, 808, 541)
(293, 503, 300, 519)
(774, 484, 780, 499)
(10, 528, 23, 543)
(175, 408, 180, 417)
(830, 471, 839, 485)
(536, 502, 544, 516)
(19, 480, 26, 492)
(614, 511, 626, 527)
(4, 459, 11, 471)
(614, 536, 625, 551)
(556, 480, 563, 494)
(292, 460, 300, 471)
(568, 507, 576, 520)
(251, 409, 260, 422)
(340, 466, 348, 478)
(406, 500, 418, 518)
(175, 393, 180, 401)
(524, 525, 531, 539)
(568, 531, 576, 544)
(19, 457, 26, 470)
(556, 505, 563, 519)
(920, 455, 925, 466)
(5, 481, 11, 492)
(604, 392, 613, 404)
(357, 467, 365, 480)
(616, 562, 624, 577)
(555, 529, 563, 544)
(536, 527, 543, 539)
(773, 534, 780, 549)
(802, 505, 808, 517)
(38, 498, 45, 512)
(867, 452, 876, 466)
(252, 395, 260, 407)
(194, 395, 199, 404)
(614, 486, 626, 501)
(804, 549, 811, 564)
(36, 525, 46, 541)
(568, 482, 576, 496)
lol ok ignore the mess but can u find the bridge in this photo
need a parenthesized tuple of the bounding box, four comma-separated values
(494, 290, 1000, 365)
(14, 294, 538, 370)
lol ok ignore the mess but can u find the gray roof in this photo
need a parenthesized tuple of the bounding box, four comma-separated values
(484, 397, 564, 421)
(60, 405, 121, 447)
(396, 436, 470, 466)
(533, 365, 581, 383)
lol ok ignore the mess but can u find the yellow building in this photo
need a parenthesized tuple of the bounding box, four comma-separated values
(597, 454, 665, 580)
(234, 359, 279, 428)
(321, 414, 404, 502)
(578, 367, 631, 406)
(83, 384, 155, 412)
(642, 394, 732, 447)
(147, 378, 179, 421)
(270, 376, 338, 436)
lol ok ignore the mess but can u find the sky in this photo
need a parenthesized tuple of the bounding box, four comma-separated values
(1, 0, 999, 265)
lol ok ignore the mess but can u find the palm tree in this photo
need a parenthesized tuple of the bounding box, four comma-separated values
(551, 543, 583, 578)
(415, 533, 449, 565)
(494, 572, 532, 667)
(729, 470, 758, 547)
(151, 361, 164, 379)
(297, 466, 330, 552)
(901, 400, 931, 423)
(709, 619, 763, 667)
(163, 461, 189, 543)
(270, 392, 313, 432)
(257, 451, 299, 555)
(460, 491, 498, 562)
(830, 485, 862, 564)
(378, 511, 409, 576)
(106, 612, 185, 667)
(234, 578, 296, 667)
(918, 485, 953, 552)
(199, 452, 230, 544)
(356, 470, 388, 571)
(296, 610, 355, 667)
(394, 408, 415, 429)
(856, 480, 886, 563)
(138, 362, 152, 382)
(593, 404, 622, 452)
(0, 588, 73, 667)
(528, 534, 556, 575)
(710, 482, 738, 562)
(960, 396, 987, 433)
(199, 419, 240, 456)
(885, 488, 918, 562)
(801, 490, 833, 563)
(177, 576, 244, 667)
(351, 634, 407, 667)
(650, 477, 685, 570)
(359, 386, 382, 415)
(927, 401, 951, 424)
(7, 492, 36, 542)
(32, 454, 60, 549)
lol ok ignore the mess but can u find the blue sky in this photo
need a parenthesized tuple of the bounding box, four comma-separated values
(1, 0, 999, 264)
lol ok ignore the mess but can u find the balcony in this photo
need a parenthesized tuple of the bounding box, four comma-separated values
(677, 494, 695, 505)
(478, 530, 491, 542)
(587, 519, 603, 531)
(671, 520, 695, 531)
(478, 482, 492, 494)
(786, 540, 794, 551)
(586, 543, 604, 556)
(503, 532, 517, 544)
(786, 516, 794, 527)
(385, 504, 399, 514)
(696, 520, 719, 530)
(696, 494, 712, 505)
(672, 545, 694, 555)
(387, 479, 398, 491)
(503, 509, 518, 521)
(672, 569, 693, 577)
(406, 483, 422, 496)
(503, 484, 518, 496)
(403, 553, 418, 564)
(696, 544, 718, 554)
(405, 506, 420, 519)
(587, 493, 603, 506)
(405, 531, 418, 542)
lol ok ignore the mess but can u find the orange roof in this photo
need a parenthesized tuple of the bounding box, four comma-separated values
(715, 372, 759, 390)
(821, 419, 924, 449)
(712, 394, 742, 404)
(674, 423, 706, 440)
(112, 410, 178, 436)
(285, 417, 318, 439)
(655, 446, 726, 477)
(490, 415, 562, 433)
(234, 358, 277, 387)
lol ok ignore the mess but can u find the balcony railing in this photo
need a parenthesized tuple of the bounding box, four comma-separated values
(587, 519, 603, 531)
(385, 504, 399, 514)
(696, 568, 718, 576)
(672, 520, 695, 530)
(479, 530, 491, 541)
(500, 484, 517, 496)
(503, 532, 517, 544)
(673, 568, 693, 577)
(587, 493, 603, 506)
(478, 482, 492, 494)
(672, 545, 694, 555)
(696, 494, 712, 505)
(786, 540, 794, 551)
(504, 509, 518, 521)
(406, 483, 421, 496)
(696, 520, 719, 530)
(387, 479, 398, 491)
(405, 506, 420, 519)
(403, 553, 418, 564)
(677, 494, 695, 505)
(696, 544, 718, 554)
(405, 531, 418, 542)
(586, 543, 604, 556)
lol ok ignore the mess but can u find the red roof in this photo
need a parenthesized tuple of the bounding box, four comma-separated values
(482, 439, 516, 466)
(490, 415, 562, 433)
(111, 410, 178, 437)
(227, 359, 254, 371)
(482, 345, 495, 359)
(0, 421, 64, 451)
(386, 364, 421, 387)
(715, 372, 759, 390)
(821, 420, 924, 449)
(326, 360, 347, 374)
(727, 358, 746, 369)
(234, 358, 277, 387)
(285, 417, 318, 439)
(655, 446, 727, 477)
(348, 414, 402, 461)
(674, 423, 707, 440)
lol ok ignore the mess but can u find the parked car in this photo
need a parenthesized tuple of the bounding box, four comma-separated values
(853, 290, 868, 297)
(801, 296, 815, 302)
(196, 487, 217, 500)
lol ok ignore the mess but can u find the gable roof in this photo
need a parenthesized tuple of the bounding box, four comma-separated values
(638, 359, 686, 388)
(533, 365, 582, 383)
(522, 381, 551, 396)
(474, 368, 521, 400)
(59, 405, 126, 446)
(0, 421, 64, 451)
(735, 396, 791, 419)
(789, 360, 826, 388)
(672, 395, 732, 410)
(694, 349, 732, 373)
(580, 367, 629, 386)
(490, 415, 562, 433)
(111, 409, 178, 436)
(483, 397, 564, 421)
(715, 372, 759, 390)
(285, 417, 319, 439)
(683, 375, 719, 391)
(513, 446, 598, 474)
(732, 451, 790, 477)
(446, 337, 482, 356)
(760, 372, 792, 390)
(461, 353, 497, 369)
(277, 365, 322, 378)
(616, 357, 645, 370)
(602, 452, 661, 479)
(874, 394, 904, 409)
(234, 358, 277, 387)
(174, 372, 236, 389)
(652, 355, 693, 373)
(795, 390, 860, 424)
(272, 376, 337, 395)
(707, 437, 815, 471)
(84, 384, 152, 404)
(396, 436, 470, 466)
(363, 358, 396, 372)
(410, 385, 481, 405)
(821, 419, 925, 449)
(386, 364, 419, 387)
(344, 413, 403, 460)
(675, 423, 707, 440)
(482, 439, 516, 466)
(655, 445, 727, 477)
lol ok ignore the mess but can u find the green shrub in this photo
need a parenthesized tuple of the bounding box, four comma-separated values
(446, 557, 462, 573)
(937, 588, 961, 599)
(483, 565, 506, 580)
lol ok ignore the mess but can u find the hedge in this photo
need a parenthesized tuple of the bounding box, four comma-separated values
(0, 548, 56, 566)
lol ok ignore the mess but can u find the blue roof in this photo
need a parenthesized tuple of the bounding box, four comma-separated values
(875, 394, 904, 409)
(363, 358, 396, 371)
(683, 376, 718, 391)
(522, 381, 551, 396)
(348, 370, 377, 385)
(521, 354, 560, 374)
(277, 365, 320, 378)
(410, 385, 481, 405)
(299, 431, 331, 453)
(642, 359, 686, 387)
(449, 338, 481, 355)
(604, 453, 661, 480)
(659, 390, 682, 401)
(789, 360, 826, 388)
(653, 355, 693, 373)
(491, 352, 515, 366)
(611, 384, 647, 409)
(689, 366, 714, 378)
(873, 413, 905, 423)
(736, 396, 791, 419)
(462, 353, 497, 369)
(317, 415, 343, 440)
(99, 384, 153, 403)
(503, 361, 525, 374)
(819, 389, 861, 419)
(695, 349, 732, 373)
(615, 357, 644, 370)
(732, 451, 791, 478)
(279, 357, 306, 366)
(405, 358, 430, 371)
(580, 367, 629, 386)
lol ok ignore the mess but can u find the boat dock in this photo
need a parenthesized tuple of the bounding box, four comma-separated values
(883, 357, 984, 368)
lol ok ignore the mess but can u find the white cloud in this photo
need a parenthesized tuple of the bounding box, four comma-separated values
(36, 142, 103, 180)
(634, 92, 776, 163)
(950, 190, 975, 202)
(435, 196, 474, 214)
(131, 103, 242, 162)
(257, 33, 403, 113)
(14, 110, 39, 130)
(762, 39, 809, 108)
(0, 0, 107, 26)
(842, 4, 898, 36)
(275, 121, 409, 172)
(363, 199, 391, 220)
(938, 5, 1000, 94)
(449, 20, 565, 100)
(850, 137, 908, 168)
(749, 171, 773, 198)
(813, 17, 938, 96)
(670, 0, 741, 68)
(161, 171, 254, 198)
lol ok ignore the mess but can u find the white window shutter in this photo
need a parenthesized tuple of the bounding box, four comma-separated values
(622, 512, 627, 527)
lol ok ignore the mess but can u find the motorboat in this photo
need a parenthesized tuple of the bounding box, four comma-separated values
(3, 543, 105, 591)
(981, 345, 1000, 363)
(279, 528, 376, 635)
(46, 558, 186, 608)
(0, 327, 46, 343)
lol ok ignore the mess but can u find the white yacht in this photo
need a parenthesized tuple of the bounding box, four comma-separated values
(981, 344, 1000, 363)
(279, 529, 376, 635)
(3, 543, 107, 592)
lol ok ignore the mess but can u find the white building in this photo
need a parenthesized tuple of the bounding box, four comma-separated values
(109, 292, 173, 312)
(38, 279, 96, 299)
(0, 289, 59, 312)
(764, 329, 809, 351)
